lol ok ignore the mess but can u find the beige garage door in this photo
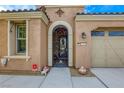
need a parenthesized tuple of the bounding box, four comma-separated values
(92, 31, 124, 67)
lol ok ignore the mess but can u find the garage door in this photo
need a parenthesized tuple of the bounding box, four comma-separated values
(92, 31, 124, 67)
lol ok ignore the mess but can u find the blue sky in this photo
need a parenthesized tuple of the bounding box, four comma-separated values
(1, 5, 124, 13)
(85, 5, 124, 13)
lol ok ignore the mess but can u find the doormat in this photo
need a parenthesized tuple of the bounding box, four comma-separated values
(70, 67, 95, 77)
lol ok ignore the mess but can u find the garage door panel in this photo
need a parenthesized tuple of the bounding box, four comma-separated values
(107, 56, 119, 59)
(92, 37, 105, 40)
(108, 37, 124, 40)
(92, 59, 106, 67)
(107, 43, 124, 49)
(92, 37, 105, 47)
(92, 39, 105, 42)
(108, 38, 124, 48)
(116, 55, 124, 62)
(107, 64, 123, 67)
(115, 49, 124, 56)
(92, 44, 105, 49)
(114, 49, 124, 52)
(93, 38, 105, 42)
(106, 51, 117, 57)
(110, 44, 124, 49)
(92, 31, 124, 67)
(107, 60, 124, 67)
(92, 45, 105, 49)
(118, 55, 124, 59)
(105, 42, 112, 49)
(92, 56, 105, 60)
(92, 51, 105, 59)
(92, 55, 105, 59)
(92, 53, 105, 58)
(107, 58, 120, 61)
(92, 49, 105, 54)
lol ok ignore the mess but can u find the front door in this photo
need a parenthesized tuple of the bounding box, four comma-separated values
(53, 26, 68, 67)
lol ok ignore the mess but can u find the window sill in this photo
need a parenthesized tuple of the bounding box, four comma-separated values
(4, 55, 30, 61)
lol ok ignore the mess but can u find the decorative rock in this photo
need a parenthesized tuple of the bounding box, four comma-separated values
(78, 66, 87, 75)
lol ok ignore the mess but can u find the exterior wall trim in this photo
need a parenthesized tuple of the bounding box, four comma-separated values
(26, 20, 29, 61)
(0, 12, 49, 25)
(7, 20, 10, 56)
(48, 21, 73, 66)
(6, 20, 30, 61)
(75, 15, 124, 21)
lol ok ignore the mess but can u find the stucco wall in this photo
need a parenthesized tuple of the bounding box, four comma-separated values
(9, 24, 16, 56)
(0, 20, 7, 59)
(46, 6, 83, 67)
(46, 7, 83, 33)
(75, 21, 124, 68)
(0, 19, 47, 71)
(28, 19, 42, 70)
(40, 20, 48, 67)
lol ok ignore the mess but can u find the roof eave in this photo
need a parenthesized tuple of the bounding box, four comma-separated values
(0, 11, 49, 25)
(75, 14, 124, 21)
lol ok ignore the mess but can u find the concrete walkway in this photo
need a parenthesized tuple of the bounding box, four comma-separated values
(41, 67, 72, 88)
(72, 77, 105, 88)
(0, 68, 124, 88)
(0, 75, 45, 88)
(91, 68, 124, 88)
(0, 67, 105, 88)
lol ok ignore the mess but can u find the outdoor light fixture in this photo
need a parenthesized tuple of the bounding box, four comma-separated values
(10, 21, 14, 32)
(77, 32, 87, 46)
(81, 32, 87, 39)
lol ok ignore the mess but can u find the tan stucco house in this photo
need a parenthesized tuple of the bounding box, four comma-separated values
(1, 5, 124, 71)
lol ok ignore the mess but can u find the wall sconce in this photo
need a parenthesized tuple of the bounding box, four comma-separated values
(81, 32, 87, 39)
(77, 32, 87, 46)
(10, 21, 14, 32)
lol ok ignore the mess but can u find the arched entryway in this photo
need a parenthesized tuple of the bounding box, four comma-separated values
(53, 25, 68, 67)
(48, 21, 73, 67)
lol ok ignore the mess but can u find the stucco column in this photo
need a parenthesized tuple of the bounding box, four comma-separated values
(26, 20, 29, 58)
(7, 20, 10, 56)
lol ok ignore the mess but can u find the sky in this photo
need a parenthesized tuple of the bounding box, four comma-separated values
(85, 5, 124, 13)
(0, 5, 36, 11)
(1, 5, 124, 13)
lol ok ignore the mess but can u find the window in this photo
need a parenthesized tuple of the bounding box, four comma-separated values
(109, 31, 124, 36)
(91, 31, 105, 36)
(16, 24, 26, 54)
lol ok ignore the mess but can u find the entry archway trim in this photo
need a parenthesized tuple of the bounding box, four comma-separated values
(48, 21, 73, 66)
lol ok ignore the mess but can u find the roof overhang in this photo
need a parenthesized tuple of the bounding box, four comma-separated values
(75, 15, 124, 21)
(0, 11, 49, 25)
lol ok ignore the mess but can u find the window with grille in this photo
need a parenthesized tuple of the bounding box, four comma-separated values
(16, 24, 26, 54)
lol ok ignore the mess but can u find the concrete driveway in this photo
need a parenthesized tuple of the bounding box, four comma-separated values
(0, 75, 45, 88)
(91, 68, 124, 88)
